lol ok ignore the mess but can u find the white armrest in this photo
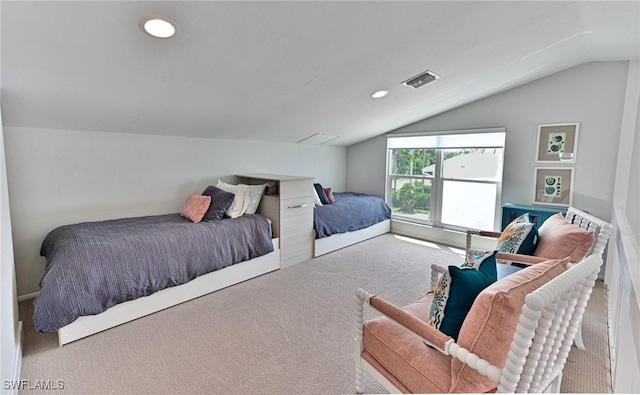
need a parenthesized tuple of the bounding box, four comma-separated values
(356, 289, 453, 354)
(430, 264, 446, 291)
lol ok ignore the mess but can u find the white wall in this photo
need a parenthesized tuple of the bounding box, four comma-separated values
(346, 134, 387, 197)
(605, 60, 640, 393)
(347, 61, 630, 224)
(1, 111, 22, 389)
(4, 127, 346, 296)
(1, 0, 23, 389)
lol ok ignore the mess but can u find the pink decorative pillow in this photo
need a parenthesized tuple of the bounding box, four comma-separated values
(180, 194, 211, 223)
(534, 213, 595, 262)
(450, 256, 570, 393)
(323, 187, 336, 203)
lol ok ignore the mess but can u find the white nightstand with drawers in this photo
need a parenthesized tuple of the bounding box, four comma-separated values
(237, 173, 314, 268)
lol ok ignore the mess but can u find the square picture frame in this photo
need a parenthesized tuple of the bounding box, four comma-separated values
(535, 122, 580, 164)
(533, 167, 574, 207)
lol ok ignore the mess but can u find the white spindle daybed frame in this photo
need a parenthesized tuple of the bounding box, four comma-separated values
(57, 238, 280, 346)
(356, 254, 603, 393)
(465, 206, 612, 351)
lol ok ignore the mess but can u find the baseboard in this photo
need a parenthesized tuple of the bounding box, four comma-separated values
(390, 219, 497, 251)
(8, 321, 24, 395)
(17, 291, 39, 302)
(604, 282, 616, 386)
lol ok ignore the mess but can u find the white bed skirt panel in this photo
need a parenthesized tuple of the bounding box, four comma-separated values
(314, 220, 390, 257)
(57, 238, 281, 346)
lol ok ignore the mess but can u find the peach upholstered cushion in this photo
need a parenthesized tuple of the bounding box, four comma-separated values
(180, 193, 211, 223)
(450, 256, 570, 393)
(361, 352, 411, 393)
(363, 294, 453, 393)
(534, 213, 595, 262)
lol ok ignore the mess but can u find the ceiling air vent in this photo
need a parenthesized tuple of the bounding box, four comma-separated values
(401, 70, 440, 89)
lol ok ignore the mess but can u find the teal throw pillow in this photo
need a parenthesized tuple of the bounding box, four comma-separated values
(429, 251, 498, 340)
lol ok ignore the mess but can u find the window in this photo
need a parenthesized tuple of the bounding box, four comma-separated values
(387, 128, 505, 232)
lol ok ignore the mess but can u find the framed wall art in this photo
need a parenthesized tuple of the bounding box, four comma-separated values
(535, 122, 580, 164)
(533, 167, 574, 207)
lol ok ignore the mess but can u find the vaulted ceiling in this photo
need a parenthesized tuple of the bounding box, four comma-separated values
(2, 1, 639, 147)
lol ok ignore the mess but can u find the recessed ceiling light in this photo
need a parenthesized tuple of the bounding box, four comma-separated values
(371, 90, 388, 99)
(141, 18, 176, 39)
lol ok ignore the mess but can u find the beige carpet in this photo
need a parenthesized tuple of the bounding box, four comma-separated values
(561, 280, 611, 393)
(18, 234, 610, 394)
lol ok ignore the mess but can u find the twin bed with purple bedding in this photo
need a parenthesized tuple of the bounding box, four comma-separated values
(35, 191, 388, 339)
(35, 213, 275, 334)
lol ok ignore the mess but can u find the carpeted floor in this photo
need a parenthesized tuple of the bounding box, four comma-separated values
(561, 280, 611, 393)
(18, 234, 610, 393)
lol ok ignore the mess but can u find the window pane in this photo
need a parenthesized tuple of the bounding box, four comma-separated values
(388, 131, 506, 149)
(390, 149, 436, 176)
(442, 148, 503, 181)
(389, 177, 432, 222)
(441, 180, 496, 230)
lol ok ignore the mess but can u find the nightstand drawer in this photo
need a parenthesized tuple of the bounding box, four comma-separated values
(237, 174, 315, 268)
(281, 197, 314, 222)
(280, 196, 314, 266)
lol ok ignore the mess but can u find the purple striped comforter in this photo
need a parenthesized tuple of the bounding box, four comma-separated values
(34, 213, 273, 332)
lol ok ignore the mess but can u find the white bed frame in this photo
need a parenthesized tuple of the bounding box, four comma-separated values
(314, 219, 390, 257)
(57, 238, 280, 346)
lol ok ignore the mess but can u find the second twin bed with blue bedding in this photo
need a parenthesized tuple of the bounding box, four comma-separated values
(313, 192, 391, 239)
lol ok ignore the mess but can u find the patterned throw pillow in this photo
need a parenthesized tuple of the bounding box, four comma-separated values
(241, 183, 268, 215)
(180, 193, 211, 223)
(496, 213, 539, 256)
(512, 212, 531, 224)
(428, 251, 497, 340)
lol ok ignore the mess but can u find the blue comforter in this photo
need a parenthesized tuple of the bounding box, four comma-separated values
(314, 192, 391, 239)
(34, 213, 274, 332)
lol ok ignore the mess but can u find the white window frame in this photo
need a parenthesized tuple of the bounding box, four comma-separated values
(386, 128, 505, 232)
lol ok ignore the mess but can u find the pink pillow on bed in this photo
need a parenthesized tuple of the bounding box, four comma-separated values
(323, 187, 336, 203)
(180, 194, 211, 223)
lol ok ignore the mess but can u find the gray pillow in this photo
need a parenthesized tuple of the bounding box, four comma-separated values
(201, 186, 235, 221)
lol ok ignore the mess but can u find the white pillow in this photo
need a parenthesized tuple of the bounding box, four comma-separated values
(216, 180, 250, 218)
(312, 186, 323, 206)
(241, 183, 268, 214)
